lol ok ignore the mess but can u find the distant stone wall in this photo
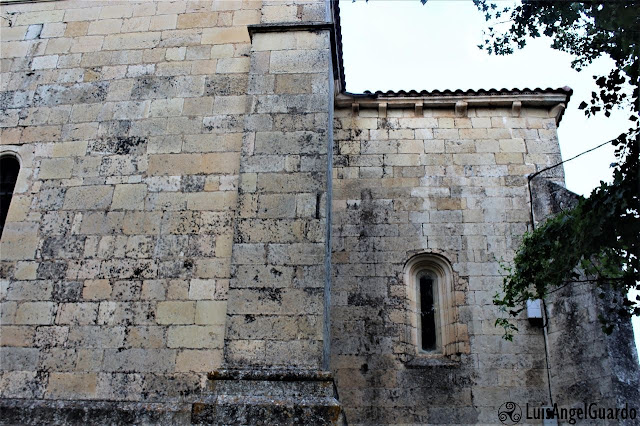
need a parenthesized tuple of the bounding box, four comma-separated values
(0, 0, 257, 406)
(532, 180, 640, 420)
(330, 104, 564, 423)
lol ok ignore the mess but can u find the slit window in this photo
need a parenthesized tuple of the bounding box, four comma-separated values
(0, 155, 20, 238)
(418, 270, 440, 351)
(405, 253, 469, 357)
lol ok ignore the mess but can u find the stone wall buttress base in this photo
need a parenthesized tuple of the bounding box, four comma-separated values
(191, 369, 345, 425)
(0, 399, 192, 425)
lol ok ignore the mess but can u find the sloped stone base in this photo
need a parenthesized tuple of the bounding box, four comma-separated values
(0, 399, 192, 425)
(191, 369, 345, 425)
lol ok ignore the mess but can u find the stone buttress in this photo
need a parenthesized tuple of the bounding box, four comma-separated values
(191, 1, 344, 424)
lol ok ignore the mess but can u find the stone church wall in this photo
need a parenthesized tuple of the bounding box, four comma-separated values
(1, 0, 638, 424)
(331, 105, 564, 423)
(0, 0, 258, 407)
(0, 0, 337, 420)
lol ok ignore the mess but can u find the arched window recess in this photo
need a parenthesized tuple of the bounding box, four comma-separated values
(404, 253, 469, 359)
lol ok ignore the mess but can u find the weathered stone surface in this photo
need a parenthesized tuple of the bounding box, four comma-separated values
(14, 302, 56, 325)
(0, 1, 636, 425)
(0, 399, 192, 424)
(329, 101, 639, 423)
(533, 180, 640, 411)
(111, 184, 147, 210)
(63, 186, 114, 210)
(193, 370, 345, 425)
(102, 349, 176, 373)
(33, 82, 109, 106)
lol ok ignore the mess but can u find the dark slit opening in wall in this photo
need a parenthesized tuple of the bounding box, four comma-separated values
(0, 156, 20, 238)
(420, 275, 437, 351)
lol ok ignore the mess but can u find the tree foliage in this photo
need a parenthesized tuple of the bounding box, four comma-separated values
(472, 1, 640, 338)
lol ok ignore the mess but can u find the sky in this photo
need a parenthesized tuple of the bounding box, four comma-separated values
(338, 0, 640, 356)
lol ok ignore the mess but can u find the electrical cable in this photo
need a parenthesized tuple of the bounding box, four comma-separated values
(529, 138, 614, 181)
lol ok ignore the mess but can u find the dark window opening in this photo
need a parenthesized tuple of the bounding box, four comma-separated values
(0, 156, 20, 238)
(419, 272, 437, 351)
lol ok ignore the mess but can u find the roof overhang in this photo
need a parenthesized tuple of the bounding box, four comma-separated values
(335, 88, 572, 124)
(329, 1, 572, 124)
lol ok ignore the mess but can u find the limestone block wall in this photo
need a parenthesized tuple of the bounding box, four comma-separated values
(531, 180, 640, 413)
(546, 272, 640, 412)
(224, 27, 332, 369)
(0, 0, 258, 404)
(5, 0, 629, 422)
(330, 104, 564, 423)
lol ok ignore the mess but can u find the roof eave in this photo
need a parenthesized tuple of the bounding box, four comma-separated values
(329, 1, 572, 125)
(336, 89, 572, 125)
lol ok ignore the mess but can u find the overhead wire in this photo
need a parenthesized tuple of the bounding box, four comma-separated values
(529, 138, 615, 181)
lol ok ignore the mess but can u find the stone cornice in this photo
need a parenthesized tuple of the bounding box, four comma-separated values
(336, 91, 571, 124)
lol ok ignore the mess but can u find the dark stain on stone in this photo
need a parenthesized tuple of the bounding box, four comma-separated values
(347, 292, 384, 308)
(315, 193, 321, 219)
(204, 75, 248, 96)
(89, 136, 147, 155)
(181, 175, 205, 193)
(0, 90, 33, 109)
(98, 120, 131, 137)
(0, 262, 14, 279)
(52, 281, 83, 302)
(270, 268, 282, 277)
(157, 260, 184, 278)
(258, 288, 282, 303)
(333, 155, 348, 167)
(131, 76, 177, 100)
(36, 261, 68, 280)
(203, 115, 242, 132)
(379, 118, 393, 129)
(132, 267, 145, 278)
(245, 314, 255, 323)
(41, 235, 86, 260)
(32, 82, 109, 106)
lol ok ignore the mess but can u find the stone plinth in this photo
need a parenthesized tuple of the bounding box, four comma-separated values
(191, 369, 344, 425)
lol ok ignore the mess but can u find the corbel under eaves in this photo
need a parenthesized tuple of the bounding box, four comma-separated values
(550, 103, 566, 126)
(512, 101, 522, 117)
(378, 102, 387, 118)
(455, 101, 468, 117)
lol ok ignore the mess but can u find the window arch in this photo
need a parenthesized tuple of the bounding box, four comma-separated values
(404, 253, 468, 357)
(0, 154, 20, 238)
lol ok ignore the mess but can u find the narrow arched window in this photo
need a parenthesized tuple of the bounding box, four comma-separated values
(0, 155, 20, 238)
(417, 270, 440, 351)
(405, 253, 469, 357)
